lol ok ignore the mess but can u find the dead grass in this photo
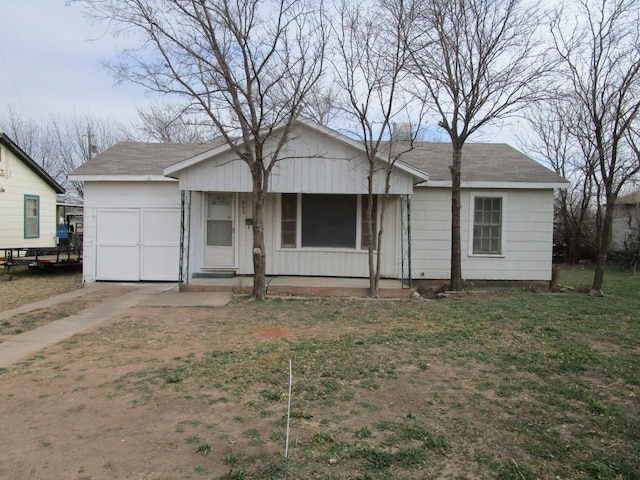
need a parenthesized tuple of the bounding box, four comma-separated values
(0, 265, 82, 312)
(0, 266, 638, 479)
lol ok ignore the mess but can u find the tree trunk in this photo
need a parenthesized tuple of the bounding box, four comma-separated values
(591, 201, 615, 294)
(251, 166, 267, 300)
(368, 194, 376, 297)
(366, 169, 377, 297)
(373, 195, 388, 298)
(450, 146, 463, 291)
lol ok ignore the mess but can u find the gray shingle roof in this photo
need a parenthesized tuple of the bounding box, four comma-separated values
(69, 141, 224, 177)
(70, 136, 566, 186)
(616, 190, 640, 204)
(394, 142, 567, 184)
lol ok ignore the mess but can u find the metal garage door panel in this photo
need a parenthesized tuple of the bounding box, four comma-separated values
(140, 209, 180, 281)
(96, 209, 140, 281)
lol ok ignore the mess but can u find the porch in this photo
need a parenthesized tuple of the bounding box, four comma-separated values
(179, 276, 414, 299)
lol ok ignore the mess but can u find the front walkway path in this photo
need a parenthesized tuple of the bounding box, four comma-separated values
(0, 283, 233, 369)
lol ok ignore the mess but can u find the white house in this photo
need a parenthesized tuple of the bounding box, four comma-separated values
(611, 190, 640, 253)
(68, 120, 568, 284)
(0, 133, 64, 249)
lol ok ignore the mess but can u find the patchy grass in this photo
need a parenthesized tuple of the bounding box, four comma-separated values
(90, 265, 640, 479)
(0, 265, 82, 312)
(0, 306, 75, 335)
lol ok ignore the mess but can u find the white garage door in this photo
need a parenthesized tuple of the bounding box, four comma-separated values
(96, 208, 180, 281)
(140, 209, 180, 281)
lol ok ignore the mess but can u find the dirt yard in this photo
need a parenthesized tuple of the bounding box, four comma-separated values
(0, 303, 266, 479)
(1, 301, 450, 480)
(0, 297, 493, 480)
(1, 269, 638, 479)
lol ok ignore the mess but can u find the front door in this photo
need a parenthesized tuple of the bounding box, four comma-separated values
(204, 193, 235, 268)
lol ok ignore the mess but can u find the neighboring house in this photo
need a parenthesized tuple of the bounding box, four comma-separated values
(68, 120, 568, 284)
(0, 133, 64, 249)
(611, 190, 640, 253)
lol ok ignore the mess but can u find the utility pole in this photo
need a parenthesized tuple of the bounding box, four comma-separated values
(87, 127, 94, 161)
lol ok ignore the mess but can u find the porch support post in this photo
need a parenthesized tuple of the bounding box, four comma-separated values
(407, 195, 412, 288)
(179, 190, 192, 285)
(185, 191, 192, 284)
(179, 190, 186, 285)
(400, 194, 412, 288)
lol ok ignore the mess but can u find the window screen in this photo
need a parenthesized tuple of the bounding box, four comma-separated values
(301, 194, 357, 248)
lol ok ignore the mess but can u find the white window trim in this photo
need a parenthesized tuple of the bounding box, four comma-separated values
(468, 192, 507, 257)
(277, 193, 302, 250)
(276, 193, 376, 252)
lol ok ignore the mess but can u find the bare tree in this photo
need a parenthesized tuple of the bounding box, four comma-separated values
(73, 0, 327, 299)
(0, 107, 128, 200)
(331, 0, 423, 297)
(408, 0, 551, 291)
(550, 0, 640, 294)
(136, 101, 217, 143)
(301, 82, 341, 127)
(0, 106, 60, 180)
(523, 101, 595, 264)
(53, 113, 130, 199)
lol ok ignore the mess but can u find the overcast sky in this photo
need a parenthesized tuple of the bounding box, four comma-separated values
(0, 0, 149, 125)
(0, 0, 522, 145)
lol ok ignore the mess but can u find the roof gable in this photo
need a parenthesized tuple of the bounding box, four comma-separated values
(0, 133, 64, 193)
(163, 119, 428, 182)
(166, 121, 425, 194)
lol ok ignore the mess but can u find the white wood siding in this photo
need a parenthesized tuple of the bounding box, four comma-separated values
(611, 204, 640, 252)
(188, 192, 402, 278)
(0, 145, 58, 248)
(178, 128, 415, 195)
(411, 188, 555, 281)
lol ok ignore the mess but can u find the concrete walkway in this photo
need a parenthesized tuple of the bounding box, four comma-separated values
(0, 283, 233, 369)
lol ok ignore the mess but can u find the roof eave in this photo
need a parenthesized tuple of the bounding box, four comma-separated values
(420, 180, 571, 189)
(67, 174, 177, 182)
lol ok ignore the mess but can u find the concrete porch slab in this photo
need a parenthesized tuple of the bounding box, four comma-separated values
(180, 276, 414, 298)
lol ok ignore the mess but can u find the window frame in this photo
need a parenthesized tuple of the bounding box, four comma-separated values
(24, 194, 40, 239)
(468, 192, 506, 257)
(278, 193, 377, 251)
(280, 193, 298, 248)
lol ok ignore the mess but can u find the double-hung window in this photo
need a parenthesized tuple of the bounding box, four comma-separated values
(281, 193, 298, 248)
(470, 194, 504, 255)
(24, 195, 40, 239)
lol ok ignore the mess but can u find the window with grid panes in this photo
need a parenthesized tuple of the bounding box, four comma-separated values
(281, 193, 297, 248)
(473, 197, 502, 254)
